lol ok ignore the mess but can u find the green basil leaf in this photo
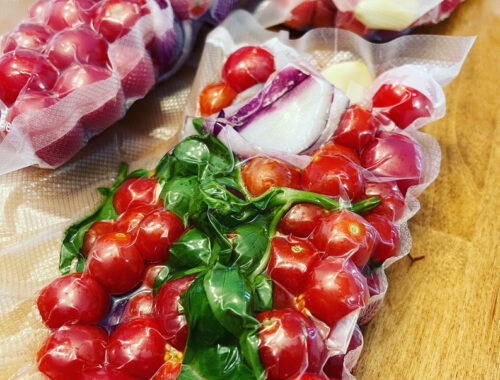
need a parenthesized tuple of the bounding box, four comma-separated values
(170, 228, 212, 268)
(231, 216, 270, 275)
(253, 274, 273, 313)
(161, 176, 206, 225)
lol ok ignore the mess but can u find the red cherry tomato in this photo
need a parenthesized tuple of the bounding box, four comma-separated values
(1, 23, 51, 53)
(37, 273, 110, 329)
(334, 105, 377, 152)
(301, 155, 365, 201)
(114, 204, 158, 234)
(86, 232, 145, 295)
(298, 257, 369, 326)
(54, 63, 112, 97)
(323, 326, 363, 378)
(267, 236, 322, 296)
(6, 91, 58, 125)
(46, 26, 109, 70)
(47, 0, 92, 31)
(170, 0, 211, 20)
(153, 274, 196, 351)
(311, 0, 337, 28)
(37, 325, 107, 380)
(92, 0, 145, 43)
(81, 219, 116, 258)
(278, 203, 326, 238)
(284, 1, 315, 29)
(364, 214, 399, 263)
(152, 344, 183, 380)
(364, 181, 405, 221)
(293, 374, 329, 380)
(107, 316, 167, 379)
(113, 177, 160, 215)
(256, 308, 326, 380)
(121, 291, 154, 321)
(312, 210, 377, 268)
(241, 157, 301, 197)
(78, 365, 141, 380)
(272, 281, 295, 310)
(143, 264, 166, 288)
(0, 50, 57, 107)
(360, 131, 424, 195)
(313, 141, 361, 165)
(334, 11, 370, 36)
(28, 0, 52, 21)
(199, 82, 237, 116)
(372, 83, 433, 129)
(135, 209, 185, 263)
(222, 46, 275, 93)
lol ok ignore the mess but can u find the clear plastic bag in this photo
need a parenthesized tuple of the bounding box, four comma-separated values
(0, 0, 235, 175)
(253, 0, 464, 40)
(182, 10, 474, 378)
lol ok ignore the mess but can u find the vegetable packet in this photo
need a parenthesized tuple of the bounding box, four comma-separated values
(253, 0, 464, 41)
(0, 0, 235, 175)
(183, 10, 473, 378)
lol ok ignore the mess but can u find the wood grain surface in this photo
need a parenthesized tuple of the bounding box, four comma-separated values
(356, 1, 500, 379)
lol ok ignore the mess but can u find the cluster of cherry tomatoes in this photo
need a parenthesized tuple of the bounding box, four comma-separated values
(0, 0, 180, 165)
(281, 0, 461, 39)
(37, 176, 191, 379)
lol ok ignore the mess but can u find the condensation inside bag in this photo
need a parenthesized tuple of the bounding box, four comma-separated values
(0, 9, 474, 380)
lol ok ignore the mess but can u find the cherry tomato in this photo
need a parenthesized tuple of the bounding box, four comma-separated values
(360, 131, 424, 195)
(135, 209, 185, 263)
(114, 204, 158, 234)
(312, 210, 377, 268)
(86, 232, 144, 295)
(372, 84, 433, 129)
(272, 281, 295, 310)
(0, 50, 57, 107)
(47, 0, 93, 31)
(54, 63, 112, 97)
(1, 23, 51, 53)
(313, 141, 361, 165)
(92, 0, 146, 42)
(199, 82, 237, 116)
(153, 274, 196, 351)
(152, 345, 183, 380)
(241, 157, 301, 197)
(278, 203, 326, 238)
(6, 91, 58, 125)
(301, 155, 365, 201)
(37, 325, 107, 380)
(335, 11, 370, 37)
(28, 0, 52, 21)
(121, 291, 153, 321)
(222, 46, 275, 93)
(364, 181, 405, 221)
(364, 214, 399, 263)
(170, 0, 211, 20)
(37, 273, 110, 329)
(107, 316, 167, 379)
(323, 326, 363, 378)
(111, 44, 155, 98)
(143, 264, 166, 288)
(284, 1, 315, 29)
(256, 308, 326, 379)
(81, 219, 116, 257)
(78, 365, 141, 379)
(113, 177, 160, 215)
(298, 257, 369, 326)
(334, 105, 377, 152)
(311, 0, 336, 28)
(293, 374, 329, 380)
(46, 26, 109, 70)
(267, 236, 322, 296)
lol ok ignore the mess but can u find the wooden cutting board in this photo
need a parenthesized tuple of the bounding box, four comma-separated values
(356, 0, 500, 379)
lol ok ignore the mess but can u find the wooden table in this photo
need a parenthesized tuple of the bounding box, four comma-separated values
(356, 1, 500, 378)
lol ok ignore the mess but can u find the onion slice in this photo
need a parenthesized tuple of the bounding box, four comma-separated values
(204, 63, 348, 168)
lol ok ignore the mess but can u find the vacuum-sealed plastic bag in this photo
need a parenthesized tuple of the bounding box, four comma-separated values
(254, 0, 464, 41)
(0, 0, 235, 175)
